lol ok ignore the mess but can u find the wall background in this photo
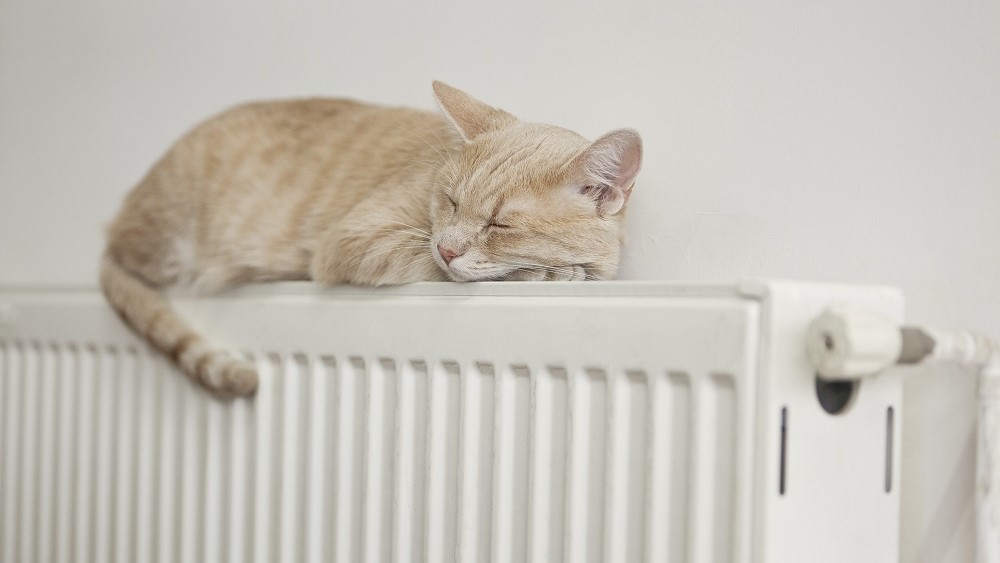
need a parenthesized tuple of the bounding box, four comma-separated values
(2, 0, 997, 559)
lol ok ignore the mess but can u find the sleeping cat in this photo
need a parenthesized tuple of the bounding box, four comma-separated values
(101, 82, 643, 395)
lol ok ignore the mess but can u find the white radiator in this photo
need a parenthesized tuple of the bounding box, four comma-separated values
(0, 281, 903, 563)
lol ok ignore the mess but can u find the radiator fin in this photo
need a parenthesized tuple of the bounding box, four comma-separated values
(0, 342, 742, 563)
(528, 365, 568, 562)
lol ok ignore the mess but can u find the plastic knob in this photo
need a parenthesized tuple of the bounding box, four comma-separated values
(806, 306, 902, 379)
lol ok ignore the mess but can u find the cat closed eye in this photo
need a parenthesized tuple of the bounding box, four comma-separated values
(489, 222, 512, 229)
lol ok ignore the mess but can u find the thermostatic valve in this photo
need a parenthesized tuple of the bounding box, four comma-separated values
(807, 306, 904, 379)
(808, 306, 1000, 380)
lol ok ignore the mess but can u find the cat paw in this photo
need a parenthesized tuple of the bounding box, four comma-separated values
(548, 265, 587, 281)
(199, 354, 259, 396)
(505, 265, 586, 281)
(505, 269, 548, 281)
(221, 361, 259, 396)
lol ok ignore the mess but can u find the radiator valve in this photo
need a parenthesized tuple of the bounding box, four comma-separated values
(807, 306, 903, 379)
(808, 306, 999, 379)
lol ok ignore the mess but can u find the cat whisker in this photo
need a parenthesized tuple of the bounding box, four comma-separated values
(363, 241, 431, 258)
(385, 220, 432, 237)
(422, 117, 461, 173)
(355, 242, 430, 265)
(394, 125, 454, 175)
(342, 240, 431, 269)
(404, 159, 455, 182)
(345, 235, 429, 258)
(424, 176, 460, 192)
(387, 228, 432, 242)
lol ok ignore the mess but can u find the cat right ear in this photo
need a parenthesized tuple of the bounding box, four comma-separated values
(567, 129, 643, 216)
(432, 81, 516, 142)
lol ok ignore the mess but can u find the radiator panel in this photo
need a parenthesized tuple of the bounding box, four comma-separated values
(0, 281, 903, 562)
(0, 343, 741, 563)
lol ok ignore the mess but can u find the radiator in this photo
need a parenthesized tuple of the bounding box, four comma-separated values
(0, 281, 903, 563)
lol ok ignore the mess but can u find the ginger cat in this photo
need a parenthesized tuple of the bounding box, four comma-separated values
(101, 82, 643, 395)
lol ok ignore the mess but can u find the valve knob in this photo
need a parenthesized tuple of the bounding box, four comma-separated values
(807, 306, 902, 379)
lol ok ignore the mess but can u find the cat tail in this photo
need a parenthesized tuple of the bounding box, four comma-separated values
(99, 252, 259, 396)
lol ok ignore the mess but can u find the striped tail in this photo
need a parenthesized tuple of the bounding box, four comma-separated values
(99, 252, 258, 395)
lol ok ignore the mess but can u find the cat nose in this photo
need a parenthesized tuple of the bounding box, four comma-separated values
(438, 244, 462, 265)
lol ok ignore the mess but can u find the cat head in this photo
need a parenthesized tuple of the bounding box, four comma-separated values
(427, 81, 642, 282)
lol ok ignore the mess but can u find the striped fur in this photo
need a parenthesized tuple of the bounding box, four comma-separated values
(100, 254, 259, 394)
(101, 82, 642, 395)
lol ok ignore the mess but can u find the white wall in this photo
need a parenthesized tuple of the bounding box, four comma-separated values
(2, 0, 997, 559)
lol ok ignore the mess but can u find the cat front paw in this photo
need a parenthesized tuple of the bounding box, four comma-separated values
(549, 265, 586, 281)
(505, 265, 587, 281)
(504, 268, 548, 281)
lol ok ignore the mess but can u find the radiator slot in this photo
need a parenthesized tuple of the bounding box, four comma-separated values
(885, 406, 894, 493)
(779, 406, 788, 496)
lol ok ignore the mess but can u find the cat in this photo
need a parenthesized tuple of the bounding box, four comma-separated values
(100, 81, 643, 395)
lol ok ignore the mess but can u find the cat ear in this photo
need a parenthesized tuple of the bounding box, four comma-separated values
(432, 81, 516, 142)
(569, 129, 643, 216)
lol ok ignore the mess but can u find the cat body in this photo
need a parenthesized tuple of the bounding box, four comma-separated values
(101, 82, 642, 394)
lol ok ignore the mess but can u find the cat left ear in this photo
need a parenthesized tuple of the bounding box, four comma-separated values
(432, 81, 516, 142)
(569, 129, 643, 216)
